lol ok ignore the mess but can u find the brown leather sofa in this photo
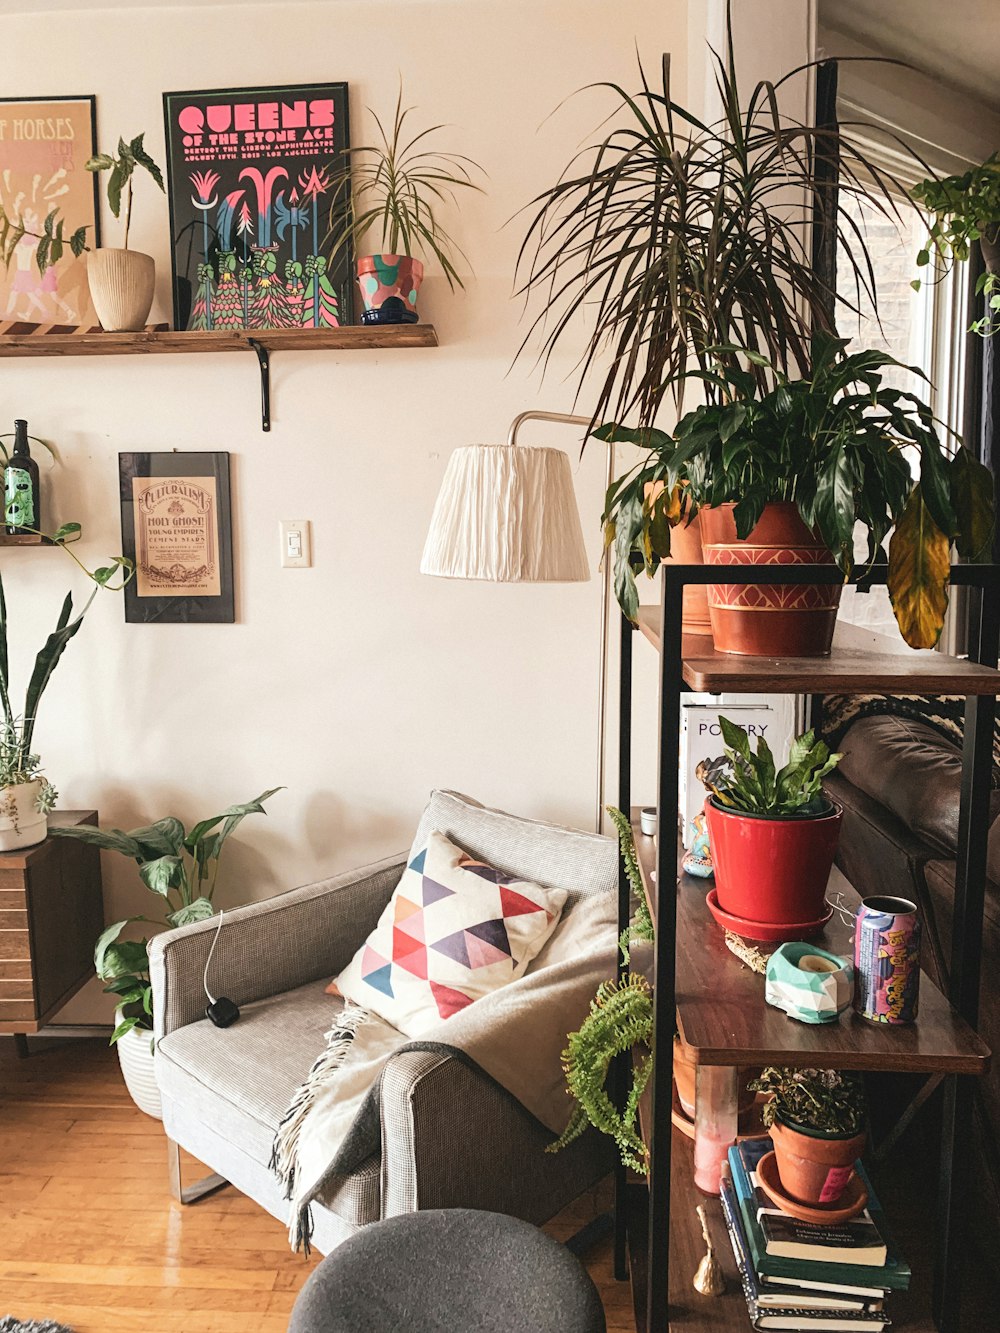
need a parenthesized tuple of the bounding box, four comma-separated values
(824, 712, 1000, 1267)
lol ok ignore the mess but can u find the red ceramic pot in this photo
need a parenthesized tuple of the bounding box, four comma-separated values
(699, 501, 842, 656)
(705, 797, 842, 927)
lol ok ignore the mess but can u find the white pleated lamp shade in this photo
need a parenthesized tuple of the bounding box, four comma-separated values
(420, 444, 591, 582)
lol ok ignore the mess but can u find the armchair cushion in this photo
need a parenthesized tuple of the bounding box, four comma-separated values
(331, 829, 567, 1034)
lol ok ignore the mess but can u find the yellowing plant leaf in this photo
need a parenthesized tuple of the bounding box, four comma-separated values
(888, 490, 951, 649)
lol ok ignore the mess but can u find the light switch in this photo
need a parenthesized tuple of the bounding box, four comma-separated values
(280, 519, 312, 568)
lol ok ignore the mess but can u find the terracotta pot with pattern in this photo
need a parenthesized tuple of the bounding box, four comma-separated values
(699, 501, 841, 657)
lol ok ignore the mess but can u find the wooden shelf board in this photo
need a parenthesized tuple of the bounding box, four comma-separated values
(0, 532, 52, 547)
(0, 325, 438, 358)
(629, 813, 990, 1075)
(635, 606, 1000, 695)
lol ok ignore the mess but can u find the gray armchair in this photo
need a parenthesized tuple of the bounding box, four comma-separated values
(149, 790, 615, 1254)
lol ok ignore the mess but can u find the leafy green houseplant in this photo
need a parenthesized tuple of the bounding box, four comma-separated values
(327, 85, 484, 324)
(600, 335, 995, 650)
(751, 1066, 868, 1206)
(0, 541, 132, 852)
(913, 155, 1000, 337)
(84, 133, 165, 331)
(50, 788, 281, 1048)
(704, 718, 844, 936)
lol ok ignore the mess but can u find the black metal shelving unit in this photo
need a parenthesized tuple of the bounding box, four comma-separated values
(614, 561, 1000, 1333)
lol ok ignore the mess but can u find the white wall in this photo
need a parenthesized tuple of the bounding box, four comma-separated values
(0, 0, 686, 1021)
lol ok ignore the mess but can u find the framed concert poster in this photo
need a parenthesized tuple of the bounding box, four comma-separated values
(162, 82, 352, 332)
(119, 452, 234, 624)
(0, 94, 101, 333)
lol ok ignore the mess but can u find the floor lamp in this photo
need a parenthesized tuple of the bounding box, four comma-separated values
(420, 411, 615, 832)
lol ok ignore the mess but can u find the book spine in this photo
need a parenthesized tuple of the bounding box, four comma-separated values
(721, 1181, 760, 1316)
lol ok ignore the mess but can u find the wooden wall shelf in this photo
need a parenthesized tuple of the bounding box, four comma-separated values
(0, 324, 439, 431)
(0, 325, 438, 357)
(0, 532, 53, 548)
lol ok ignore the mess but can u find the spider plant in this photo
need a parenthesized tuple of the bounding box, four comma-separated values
(515, 7, 915, 429)
(326, 84, 484, 289)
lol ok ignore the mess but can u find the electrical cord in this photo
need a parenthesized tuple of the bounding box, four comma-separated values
(203, 910, 240, 1027)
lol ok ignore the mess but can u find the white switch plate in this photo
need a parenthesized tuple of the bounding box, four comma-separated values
(280, 519, 312, 568)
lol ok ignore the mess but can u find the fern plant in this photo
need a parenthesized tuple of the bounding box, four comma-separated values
(548, 806, 655, 1172)
(547, 973, 653, 1173)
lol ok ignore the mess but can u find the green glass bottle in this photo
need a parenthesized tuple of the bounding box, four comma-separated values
(4, 419, 40, 535)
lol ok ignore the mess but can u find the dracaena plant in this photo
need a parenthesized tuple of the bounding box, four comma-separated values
(751, 1066, 867, 1136)
(706, 716, 841, 818)
(912, 155, 1000, 337)
(515, 4, 913, 430)
(50, 788, 282, 1044)
(326, 84, 484, 290)
(598, 334, 995, 649)
(86, 133, 165, 249)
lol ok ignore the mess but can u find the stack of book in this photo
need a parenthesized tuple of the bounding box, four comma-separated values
(722, 1137, 910, 1331)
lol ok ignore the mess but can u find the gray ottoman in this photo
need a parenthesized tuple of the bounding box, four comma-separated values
(288, 1208, 607, 1333)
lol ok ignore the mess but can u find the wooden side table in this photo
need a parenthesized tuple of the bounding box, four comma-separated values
(0, 810, 103, 1055)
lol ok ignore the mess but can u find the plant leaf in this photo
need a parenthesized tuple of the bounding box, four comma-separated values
(167, 897, 215, 928)
(950, 447, 995, 559)
(888, 489, 951, 649)
(138, 855, 184, 898)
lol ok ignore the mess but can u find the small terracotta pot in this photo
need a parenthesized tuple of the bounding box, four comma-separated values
(770, 1116, 866, 1206)
(706, 797, 842, 928)
(87, 248, 155, 332)
(673, 1037, 757, 1120)
(356, 253, 423, 324)
(699, 501, 841, 656)
(673, 1036, 697, 1117)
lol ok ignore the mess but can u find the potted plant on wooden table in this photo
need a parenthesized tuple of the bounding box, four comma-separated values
(326, 85, 484, 324)
(50, 788, 281, 1118)
(602, 335, 995, 653)
(751, 1065, 868, 1209)
(702, 715, 843, 941)
(913, 154, 1000, 338)
(85, 133, 165, 331)
(518, 14, 995, 654)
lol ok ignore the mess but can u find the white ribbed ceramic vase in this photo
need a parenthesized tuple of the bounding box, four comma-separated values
(115, 1014, 162, 1119)
(87, 248, 155, 331)
(0, 780, 47, 851)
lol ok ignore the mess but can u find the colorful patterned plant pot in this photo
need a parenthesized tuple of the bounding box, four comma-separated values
(356, 254, 423, 325)
(700, 501, 842, 656)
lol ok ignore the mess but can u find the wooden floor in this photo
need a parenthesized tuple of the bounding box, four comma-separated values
(0, 1036, 634, 1333)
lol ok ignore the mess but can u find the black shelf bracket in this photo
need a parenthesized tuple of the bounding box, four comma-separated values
(247, 338, 271, 432)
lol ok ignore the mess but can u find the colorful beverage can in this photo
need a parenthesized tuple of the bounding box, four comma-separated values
(853, 896, 921, 1024)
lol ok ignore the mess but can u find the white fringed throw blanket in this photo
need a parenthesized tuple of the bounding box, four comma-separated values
(270, 890, 616, 1250)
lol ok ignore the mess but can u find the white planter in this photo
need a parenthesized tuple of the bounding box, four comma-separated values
(0, 779, 47, 851)
(115, 1013, 162, 1119)
(87, 248, 155, 331)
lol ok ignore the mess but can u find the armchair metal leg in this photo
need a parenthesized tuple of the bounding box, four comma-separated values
(166, 1136, 229, 1205)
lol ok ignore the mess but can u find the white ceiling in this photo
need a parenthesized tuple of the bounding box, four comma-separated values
(821, 0, 1000, 113)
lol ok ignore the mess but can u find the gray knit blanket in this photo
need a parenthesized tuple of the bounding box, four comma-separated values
(270, 889, 616, 1251)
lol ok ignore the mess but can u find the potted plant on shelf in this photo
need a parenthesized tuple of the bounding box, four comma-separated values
(326, 85, 484, 324)
(0, 536, 132, 851)
(599, 336, 995, 653)
(913, 155, 1000, 338)
(50, 788, 281, 1118)
(518, 14, 994, 654)
(751, 1066, 867, 1207)
(85, 133, 165, 331)
(702, 716, 844, 941)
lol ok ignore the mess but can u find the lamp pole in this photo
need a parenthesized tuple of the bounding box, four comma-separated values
(506, 411, 615, 833)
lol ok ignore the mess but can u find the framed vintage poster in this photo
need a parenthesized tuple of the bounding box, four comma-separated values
(162, 82, 352, 332)
(119, 453, 234, 624)
(0, 95, 101, 332)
